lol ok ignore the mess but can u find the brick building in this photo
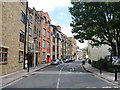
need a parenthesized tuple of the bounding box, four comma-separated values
(38, 11, 52, 63)
(68, 37, 77, 60)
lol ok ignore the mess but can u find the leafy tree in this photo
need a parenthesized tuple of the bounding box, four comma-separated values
(69, 2, 120, 57)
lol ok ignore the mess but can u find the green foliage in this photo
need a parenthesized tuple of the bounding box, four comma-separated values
(69, 2, 120, 56)
(91, 58, 120, 73)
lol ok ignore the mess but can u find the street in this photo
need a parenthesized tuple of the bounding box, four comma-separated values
(3, 61, 118, 89)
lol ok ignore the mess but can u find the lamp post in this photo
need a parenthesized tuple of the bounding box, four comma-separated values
(33, 40, 36, 68)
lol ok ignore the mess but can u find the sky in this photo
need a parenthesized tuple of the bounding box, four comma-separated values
(28, 0, 88, 49)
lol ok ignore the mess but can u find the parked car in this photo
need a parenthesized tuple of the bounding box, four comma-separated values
(59, 59, 64, 63)
(63, 58, 71, 63)
(112, 58, 120, 65)
(51, 59, 60, 65)
(64, 58, 71, 63)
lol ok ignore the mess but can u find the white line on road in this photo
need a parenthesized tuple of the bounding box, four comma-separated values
(57, 78, 60, 88)
(102, 86, 112, 88)
(80, 64, 86, 72)
(56, 66, 64, 88)
(86, 87, 97, 88)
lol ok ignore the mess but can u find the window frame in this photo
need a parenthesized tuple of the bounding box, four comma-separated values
(19, 30, 25, 43)
(42, 52, 46, 61)
(28, 27, 32, 36)
(21, 10, 25, 23)
(42, 40, 46, 49)
(0, 47, 8, 65)
(29, 15, 32, 23)
(43, 29, 46, 36)
(19, 51, 23, 63)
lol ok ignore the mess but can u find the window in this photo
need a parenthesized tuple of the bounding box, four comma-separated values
(34, 26, 36, 34)
(20, 0, 24, 4)
(42, 52, 46, 61)
(19, 30, 25, 43)
(35, 14, 37, 21)
(28, 42, 31, 51)
(47, 42, 50, 50)
(0, 47, 8, 64)
(43, 16, 47, 24)
(29, 15, 32, 23)
(39, 42, 40, 48)
(37, 28, 38, 35)
(48, 21, 50, 28)
(43, 29, 46, 36)
(47, 32, 50, 39)
(28, 27, 32, 36)
(39, 31, 40, 37)
(21, 11, 25, 23)
(19, 51, 23, 63)
(42, 40, 46, 48)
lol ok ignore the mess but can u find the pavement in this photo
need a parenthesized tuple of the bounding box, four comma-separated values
(82, 62, 120, 86)
(0, 63, 50, 88)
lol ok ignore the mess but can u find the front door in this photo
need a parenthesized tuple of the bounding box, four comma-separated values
(47, 56, 50, 63)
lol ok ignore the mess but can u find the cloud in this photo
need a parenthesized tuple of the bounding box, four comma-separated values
(77, 40, 88, 49)
(60, 25, 73, 37)
(28, 0, 71, 11)
(51, 20, 58, 25)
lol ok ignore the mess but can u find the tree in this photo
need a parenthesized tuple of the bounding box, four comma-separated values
(69, 2, 120, 57)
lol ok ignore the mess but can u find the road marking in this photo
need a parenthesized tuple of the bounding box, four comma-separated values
(86, 87, 97, 88)
(56, 66, 58, 68)
(56, 65, 64, 88)
(57, 78, 60, 88)
(80, 64, 86, 72)
(114, 86, 118, 88)
(102, 86, 112, 88)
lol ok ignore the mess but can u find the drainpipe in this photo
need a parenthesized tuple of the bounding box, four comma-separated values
(23, 1, 28, 69)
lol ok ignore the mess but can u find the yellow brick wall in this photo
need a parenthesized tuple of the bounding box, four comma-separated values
(1, 2, 26, 75)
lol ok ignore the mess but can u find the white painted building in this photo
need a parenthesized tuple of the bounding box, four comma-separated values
(88, 41, 110, 61)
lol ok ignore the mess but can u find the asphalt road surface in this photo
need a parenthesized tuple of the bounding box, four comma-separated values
(3, 60, 118, 89)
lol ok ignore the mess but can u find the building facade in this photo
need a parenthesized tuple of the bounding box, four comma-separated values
(0, 2, 27, 75)
(88, 40, 110, 61)
(68, 37, 77, 60)
(38, 11, 52, 63)
(51, 25, 61, 60)
(61, 33, 67, 59)
(27, 7, 41, 67)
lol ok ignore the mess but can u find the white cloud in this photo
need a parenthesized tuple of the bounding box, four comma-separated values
(61, 25, 73, 37)
(28, 0, 71, 11)
(77, 40, 88, 49)
(51, 20, 58, 25)
(60, 25, 88, 49)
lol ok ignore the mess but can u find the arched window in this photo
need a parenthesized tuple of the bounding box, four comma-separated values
(48, 21, 50, 28)
(43, 16, 47, 24)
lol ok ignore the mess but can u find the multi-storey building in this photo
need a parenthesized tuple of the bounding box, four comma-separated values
(61, 33, 67, 59)
(27, 7, 41, 67)
(68, 37, 77, 60)
(66, 38, 72, 59)
(51, 25, 61, 60)
(38, 11, 52, 63)
(0, 2, 27, 75)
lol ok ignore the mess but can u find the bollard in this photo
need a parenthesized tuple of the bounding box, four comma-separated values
(115, 67, 117, 81)
(100, 63, 102, 75)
